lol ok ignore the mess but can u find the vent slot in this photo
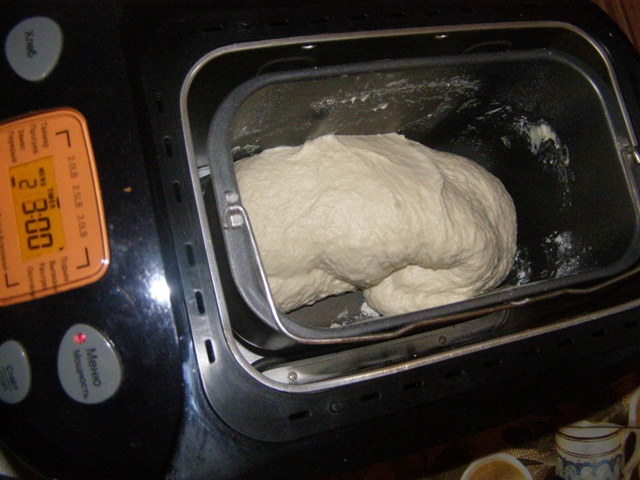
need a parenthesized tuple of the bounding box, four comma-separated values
(484, 358, 503, 368)
(163, 136, 174, 157)
(173, 181, 183, 203)
(202, 24, 224, 33)
(269, 19, 290, 28)
(444, 368, 466, 379)
(309, 16, 329, 24)
(195, 291, 205, 314)
(403, 380, 424, 391)
(155, 94, 164, 114)
(185, 243, 196, 266)
(205, 339, 215, 364)
(238, 21, 255, 31)
(360, 391, 381, 402)
(349, 13, 368, 22)
(289, 410, 311, 421)
(387, 11, 406, 19)
(557, 338, 574, 348)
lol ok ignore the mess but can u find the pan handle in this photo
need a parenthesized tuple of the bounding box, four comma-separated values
(222, 203, 305, 341)
(222, 202, 513, 344)
(222, 202, 640, 345)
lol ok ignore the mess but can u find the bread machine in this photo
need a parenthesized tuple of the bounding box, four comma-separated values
(1, 1, 640, 479)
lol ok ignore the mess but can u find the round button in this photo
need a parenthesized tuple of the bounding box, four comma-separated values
(5, 16, 63, 82)
(0, 340, 31, 404)
(58, 324, 122, 404)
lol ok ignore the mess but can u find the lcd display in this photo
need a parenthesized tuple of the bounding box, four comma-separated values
(10, 156, 66, 261)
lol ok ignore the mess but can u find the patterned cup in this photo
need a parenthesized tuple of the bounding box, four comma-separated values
(629, 387, 640, 479)
(555, 420, 640, 480)
(461, 453, 532, 480)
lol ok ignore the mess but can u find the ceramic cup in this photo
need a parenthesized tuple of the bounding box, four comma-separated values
(555, 420, 640, 480)
(460, 453, 533, 480)
(629, 386, 640, 479)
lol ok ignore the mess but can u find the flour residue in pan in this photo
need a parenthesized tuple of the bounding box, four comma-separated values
(505, 231, 589, 287)
(331, 301, 381, 327)
(231, 144, 261, 160)
(542, 230, 590, 278)
(310, 75, 481, 114)
(510, 247, 533, 285)
(513, 117, 574, 206)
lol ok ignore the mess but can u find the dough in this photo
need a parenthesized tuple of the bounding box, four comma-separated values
(234, 133, 517, 316)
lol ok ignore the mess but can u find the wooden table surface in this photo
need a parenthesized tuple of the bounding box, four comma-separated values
(322, 1, 640, 479)
(591, 0, 640, 49)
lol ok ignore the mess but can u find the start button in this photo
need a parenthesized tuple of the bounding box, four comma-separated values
(57, 324, 122, 404)
(0, 340, 31, 404)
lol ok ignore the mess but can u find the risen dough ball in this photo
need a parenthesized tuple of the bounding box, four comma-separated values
(234, 133, 517, 316)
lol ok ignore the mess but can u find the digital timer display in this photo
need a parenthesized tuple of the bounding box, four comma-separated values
(10, 156, 66, 260)
(0, 108, 110, 306)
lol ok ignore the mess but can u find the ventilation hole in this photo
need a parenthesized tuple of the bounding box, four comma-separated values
(625, 319, 639, 329)
(155, 94, 164, 114)
(591, 328, 607, 338)
(522, 348, 540, 358)
(444, 368, 466, 379)
(205, 339, 215, 363)
(269, 19, 290, 27)
(195, 291, 205, 314)
(557, 338, 574, 348)
(163, 137, 174, 158)
(484, 358, 503, 368)
(403, 380, 424, 391)
(360, 391, 381, 402)
(202, 24, 224, 33)
(349, 13, 368, 21)
(185, 243, 195, 266)
(288, 410, 311, 421)
(173, 181, 183, 203)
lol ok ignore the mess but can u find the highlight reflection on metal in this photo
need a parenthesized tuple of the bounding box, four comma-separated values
(148, 275, 171, 304)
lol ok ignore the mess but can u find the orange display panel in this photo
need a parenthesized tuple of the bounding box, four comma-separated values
(0, 108, 109, 306)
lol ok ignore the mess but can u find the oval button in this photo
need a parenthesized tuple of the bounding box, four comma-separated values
(0, 340, 31, 404)
(5, 16, 63, 82)
(58, 324, 122, 404)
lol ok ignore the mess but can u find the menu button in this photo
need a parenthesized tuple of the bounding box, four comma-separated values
(58, 324, 122, 404)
